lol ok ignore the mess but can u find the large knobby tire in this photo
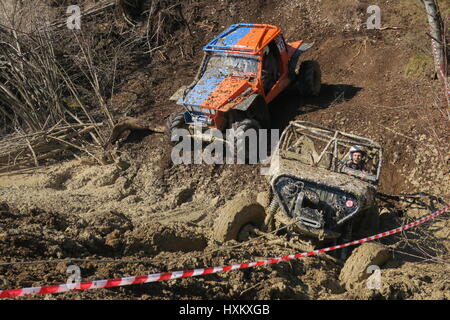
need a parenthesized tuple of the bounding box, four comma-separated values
(165, 112, 187, 145)
(213, 196, 266, 243)
(297, 60, 321, 97)
(231, 118, 261, 164)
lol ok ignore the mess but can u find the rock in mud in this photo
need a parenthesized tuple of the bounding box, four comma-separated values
(339, 242, 391, 291)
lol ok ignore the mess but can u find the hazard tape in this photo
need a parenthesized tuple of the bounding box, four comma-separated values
(0, 205, 448, 299)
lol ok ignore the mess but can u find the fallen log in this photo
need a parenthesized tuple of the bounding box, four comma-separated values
(105, 117, 165, 149)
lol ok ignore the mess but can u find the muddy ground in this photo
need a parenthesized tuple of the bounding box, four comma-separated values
(0, 0, 449, 300)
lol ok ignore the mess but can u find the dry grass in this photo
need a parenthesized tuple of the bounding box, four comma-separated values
(377, 192, 449, 265)
(0, 1, 117, 169)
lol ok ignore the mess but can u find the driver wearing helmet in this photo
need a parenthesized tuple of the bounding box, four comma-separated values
(345, 145, 367, 172)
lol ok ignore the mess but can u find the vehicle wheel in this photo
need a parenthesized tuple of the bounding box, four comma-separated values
(165, 112, 188, 145)
(213, 196, 266, 243)
(297, 60, 321, 97)
(230, 118, 261, 164)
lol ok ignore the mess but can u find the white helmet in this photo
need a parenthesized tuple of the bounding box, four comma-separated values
(349, 145, 366, 159)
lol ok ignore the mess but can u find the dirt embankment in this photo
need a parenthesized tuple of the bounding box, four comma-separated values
(0, 0, 449, 300)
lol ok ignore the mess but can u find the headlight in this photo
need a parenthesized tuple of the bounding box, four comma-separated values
(186, 106, 217, 115)
(337, 195, 358, 212)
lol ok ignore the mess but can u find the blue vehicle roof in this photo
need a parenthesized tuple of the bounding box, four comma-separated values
(203, 23, 280, 54)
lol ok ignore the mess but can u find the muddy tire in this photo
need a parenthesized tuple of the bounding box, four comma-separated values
(230, 119, 261, 164)
(166, 112, 187, 145)
(297, 60, 321, 97)
(213, 196, 266, 243)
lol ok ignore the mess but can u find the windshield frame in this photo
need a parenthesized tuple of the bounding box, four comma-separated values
(200, 52, 259, 79)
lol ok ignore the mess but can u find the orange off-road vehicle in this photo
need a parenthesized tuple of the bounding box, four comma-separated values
(167, 23, 321, 145)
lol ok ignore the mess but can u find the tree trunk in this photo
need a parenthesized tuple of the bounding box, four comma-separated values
(422, 0, 445, 76)
(422, 0, 449, 107)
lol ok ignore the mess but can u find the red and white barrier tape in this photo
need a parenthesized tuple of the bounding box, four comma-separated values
(0, 205, 448, 299)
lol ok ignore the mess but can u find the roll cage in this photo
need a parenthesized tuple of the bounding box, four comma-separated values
(276, 121, 383, 185)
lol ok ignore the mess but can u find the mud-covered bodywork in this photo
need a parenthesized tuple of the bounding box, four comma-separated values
(175, 52, 258, 129)
(269, 121, 383, 240)
(169, 23, 313, 131)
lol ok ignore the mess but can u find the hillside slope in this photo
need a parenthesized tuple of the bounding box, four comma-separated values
(0, 0, 448, 300)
